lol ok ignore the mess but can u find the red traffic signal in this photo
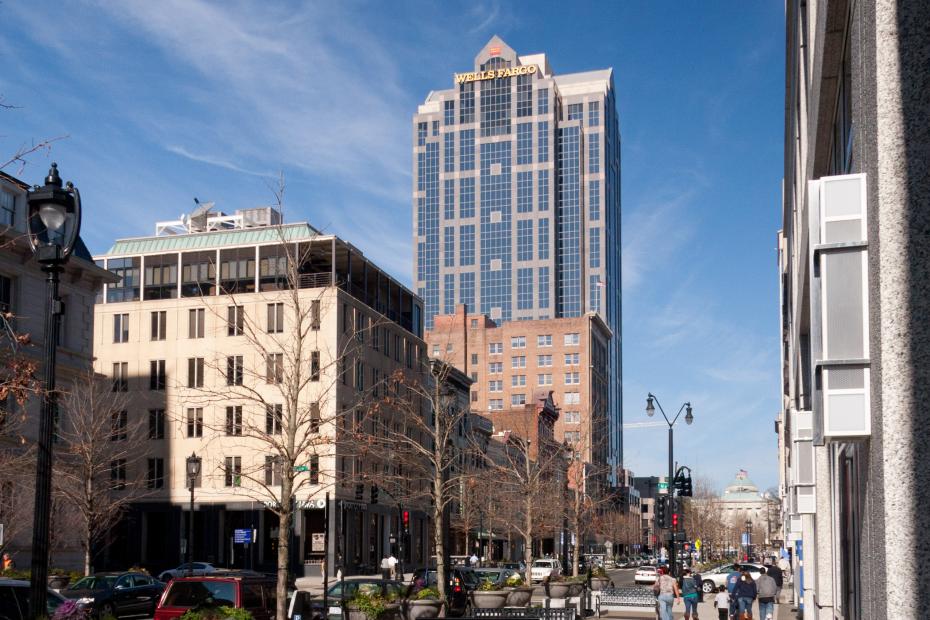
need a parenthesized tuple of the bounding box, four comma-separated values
(672, 513, 679, 528)
(403, 511, 410, 526)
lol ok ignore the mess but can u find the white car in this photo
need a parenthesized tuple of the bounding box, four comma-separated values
(530, 559, 563, 583)
(157, 562, 217, 582)
(698, 563, 764, 593)
(634, 565, 658, 584)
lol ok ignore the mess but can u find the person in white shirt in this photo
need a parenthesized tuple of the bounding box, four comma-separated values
(470, 553, 479, 568)
(714, 585, 730, 620)
(388, 554, 398, 580)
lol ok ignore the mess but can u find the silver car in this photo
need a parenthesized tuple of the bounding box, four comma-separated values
(698, 563, 764, 593)
(158, 562, 217, 582)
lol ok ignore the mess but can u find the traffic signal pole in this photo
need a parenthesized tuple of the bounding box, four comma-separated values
(668, 426, 676, 578)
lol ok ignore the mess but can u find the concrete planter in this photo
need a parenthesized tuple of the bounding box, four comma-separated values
(504, 586, 534, 607)
(590, 577, 611, 591)
(545, 582, 571, 598)
(567, 582, 584, 597)
(405, 599, 443, 620)
(470, 590, 509, 609)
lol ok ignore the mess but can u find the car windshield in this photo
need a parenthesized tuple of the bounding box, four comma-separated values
(478, 571, 501, 582)
(163, 581, 236, 608)
(533, 561, 551, 568)
(69, 576, 116, 591)
(459, 571, 479, 587)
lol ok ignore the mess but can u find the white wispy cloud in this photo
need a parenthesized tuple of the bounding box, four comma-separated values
(165, 145, 277, 179)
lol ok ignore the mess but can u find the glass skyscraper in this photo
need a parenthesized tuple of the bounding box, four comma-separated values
(413, 36, 623, 476)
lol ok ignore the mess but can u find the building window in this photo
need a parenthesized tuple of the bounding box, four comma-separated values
(588, 137, 600, 173)
(150, 311, 167, 341)
(460, 81, 475, 123)
(537, 171, 549, 212)
(565, 352, 580, 365)
(147, 458, 165, 489)
(516, 74, 533, 117)
(489, 342, 502, 355)
(537, 121, 549, 162)
(444, 99, 455, 125)
(112, 362, 128, 392)
(589, 228, 600, 268)
(564, 333, 580, 346)
(538, 218, 549, 259)
(537, 335, 552, 347)
(186, 408, 203, 438)
(113, 313, 129, 343)
(537, 354, 552, 367)
(355, 360, 364, 392)
(588, 101, 600, 127)
(311, 350, 320, 381)
(226, 355, 244, 386)
(224, 456, 242, 487)
(511, 336, 526, 349)
(517, 124, 532, 165)
(266, 404, 283, 435)
(267, 303, 284, 333)
(107, 257, 141, 302)
(110, 410, 128, 441)
(489, 399, 503, 411)
(489, 362, 502, 374)
(432, 120, 439, 136)
(537, 88, 549, 115)
(444, 227, 455, 268)
(511, 374, 526, 387)
(417, 121, 427, 146)
(310, 401, 320, 433)
(567, 103, 583, 121)
(265, 456, 281, 486)
(180, 252, 214, 297)
(148, 408, 165, 440)
(517, 268, 533, 310)
(511, 356, 526, 369)
(460, 272, 475, 310)
(0, 274, 12, 314)
(266, 353, 284, 384)
(143, 254, 178, 300)
(459, 224, 475, 266)
(459, 129, 475, 171)
(511, 393, 526, 406)
(471, 353, 478, 365)
(564, 411, 581, 424)
(471, 391, 478, 403)
(149, 359, 166, 391)
(589, 181, 600, 221)
(564, 372, 580, 385)
(188, 308, 205, 338)
(489, 380, 503, 393)
(0, 190, 14, 227)
(517, 172, 533, 214)
(565, 392, 580, 405)
(226, 406, 243, 436)
(187, 357, 205, 388)
(110, 459, 127, 490)
(539, 266, 550, 310)
(311, 299, 321, 330)
(227, 305, 244, 336)
(444, 132, 455, 173)
(537, 373, 552, 386)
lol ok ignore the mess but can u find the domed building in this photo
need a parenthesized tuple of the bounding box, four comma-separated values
(720, 470, 771, 524)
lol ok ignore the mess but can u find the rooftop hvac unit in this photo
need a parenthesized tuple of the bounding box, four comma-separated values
(238, 207, 282, 228)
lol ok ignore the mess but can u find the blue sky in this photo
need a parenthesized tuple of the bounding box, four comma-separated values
(1, 1, 784, 493)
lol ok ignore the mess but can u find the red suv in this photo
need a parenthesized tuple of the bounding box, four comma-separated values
(154, 572, 277, 619)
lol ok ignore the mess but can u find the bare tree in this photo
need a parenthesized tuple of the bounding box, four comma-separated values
(561, 432, 615, 576)
(53, 371, 147, 574)
(489, 409, 565, 584)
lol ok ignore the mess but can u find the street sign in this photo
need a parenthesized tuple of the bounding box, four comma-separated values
(658, 482, 669, 490)
(234, 528, 253, 544)
(695, 539, 702, 550)
(294, 465, 309, 472)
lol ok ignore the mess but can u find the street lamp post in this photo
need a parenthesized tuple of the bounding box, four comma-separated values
(27, 164, 81, 619)
(745, 520, 753, 561)
(645, 393, 693, 578)
(186, 453, 202, 576)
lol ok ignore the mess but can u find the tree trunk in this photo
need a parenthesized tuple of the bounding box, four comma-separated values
(277, 480, 292, 620)
(433, 486, 447, 610)
(523, 496, 533, 584)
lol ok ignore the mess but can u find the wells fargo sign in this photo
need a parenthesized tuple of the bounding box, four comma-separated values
(455, 64, 537, 84)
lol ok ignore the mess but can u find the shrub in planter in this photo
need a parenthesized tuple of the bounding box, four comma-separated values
(470, 582, 508, 609)
(347, 593, 402, 620)
(413, 587, 441, 600)
(51, 600, 86, 620)
(406, 588, 443, 620)
(179, 607, 253, 620)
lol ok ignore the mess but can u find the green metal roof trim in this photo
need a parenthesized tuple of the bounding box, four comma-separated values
(103, 223, 319, 256)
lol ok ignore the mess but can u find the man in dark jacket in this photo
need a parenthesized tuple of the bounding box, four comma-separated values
(764, 561, 783, 599)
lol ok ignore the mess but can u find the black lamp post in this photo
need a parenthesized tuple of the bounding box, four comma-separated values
(645, 393, 692, 578)
(27, 163, 81, 619)
(186, 452, 202, 575)
(745, 519, 753, 561)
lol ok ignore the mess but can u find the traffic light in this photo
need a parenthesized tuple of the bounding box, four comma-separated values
(656, 496, 669, 529)
(370, 485, 379, 504)
(355, 484, 364, 501)
(672, 512, 679, 529)
(679, 475, 693, 497)
(403, 510, 410, 534)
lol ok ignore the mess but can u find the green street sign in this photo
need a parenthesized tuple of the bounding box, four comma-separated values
(658, 482, 669, 490)
(294, 465, 309, 472)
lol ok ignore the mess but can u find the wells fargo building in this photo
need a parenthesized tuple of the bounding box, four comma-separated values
(412, 37, 623, 477)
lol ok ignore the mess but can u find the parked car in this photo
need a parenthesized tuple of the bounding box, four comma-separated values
(410, 567, 479, 615)
(0, 578, 67, 619)
(158, 562, 217, 582)
(699, 563, 764, 593)
(498, 561, 525, 572)
(289, 578, 406, 620)
(62, 572, 164, 619)
(154, 572, 276, 619)
(633, 566, 658, 585)
(530, 559, 562, 583)
(473, 568, 518, 587)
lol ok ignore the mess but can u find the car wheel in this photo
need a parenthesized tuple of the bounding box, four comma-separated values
(702, 580, 715, 594)
(99, 602, 117, 619)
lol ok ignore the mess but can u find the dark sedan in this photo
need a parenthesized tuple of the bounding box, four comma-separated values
(62, 572, 164, 618)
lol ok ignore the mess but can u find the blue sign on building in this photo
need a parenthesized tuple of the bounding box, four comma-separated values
(234, 529, 253, 544)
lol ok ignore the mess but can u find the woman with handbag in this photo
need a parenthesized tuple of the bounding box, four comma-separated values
(652, 567, 680, 620)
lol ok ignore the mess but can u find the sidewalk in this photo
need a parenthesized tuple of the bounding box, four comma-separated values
(600, 598, 797, 619)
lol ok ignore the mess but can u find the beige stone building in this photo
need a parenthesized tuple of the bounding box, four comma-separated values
(0, 170, 115, 569)
(426, 305, 610, 472)
(91, 205, 427, 575)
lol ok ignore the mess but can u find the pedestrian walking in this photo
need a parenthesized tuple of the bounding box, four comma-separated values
(755, 567, 777, 620)
(388, 553, 398, 580)
(652, 566, 680, 620)
(469, 553, 479, 568)
(713, 585, 729, 620)
(725, 564, 742, 618)
(733, 569, 757, 619)
(380, 554, 392, 580)
(1, 553, 14, 571)
(680, 568, 700, 620)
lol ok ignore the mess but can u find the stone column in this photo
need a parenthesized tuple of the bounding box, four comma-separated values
(876, 0, 930, 616)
